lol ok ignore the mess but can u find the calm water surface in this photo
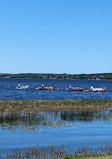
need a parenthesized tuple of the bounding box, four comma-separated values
(0, 78, 112, 99)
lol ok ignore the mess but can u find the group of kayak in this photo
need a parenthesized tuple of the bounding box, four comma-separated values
(16, 84, 56, 90)
(16, 84, 107, 92)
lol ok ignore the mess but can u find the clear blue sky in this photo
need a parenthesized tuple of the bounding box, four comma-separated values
(0, 0, 112, 74)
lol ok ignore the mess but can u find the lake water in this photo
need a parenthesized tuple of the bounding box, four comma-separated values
(0, 110, 112, 152)
(0, 78, 112, 155)
(0, 78, 112, 99)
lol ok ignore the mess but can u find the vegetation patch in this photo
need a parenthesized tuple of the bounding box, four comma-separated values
(1, 145, 112, 159)
(1, 73, 112, 80)
(0, 99, 112, 113)
(1, 111, 111, 131)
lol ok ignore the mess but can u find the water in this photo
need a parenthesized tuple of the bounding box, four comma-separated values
(0, 111, 112, 152)
(0, 78, 112, 155)
(0, 78, 112, 99)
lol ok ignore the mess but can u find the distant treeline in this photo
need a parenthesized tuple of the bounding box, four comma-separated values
(0, 73, 112, 80)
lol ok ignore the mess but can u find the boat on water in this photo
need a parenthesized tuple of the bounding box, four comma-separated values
(87, 86, 106, 92)
(65, 86, 85, 91)
(16, 84, 29, 90)
(36, 85, 56, 90)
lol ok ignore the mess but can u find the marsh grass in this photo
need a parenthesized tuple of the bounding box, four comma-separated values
(1, 145, 65, 159)
(0, 99, 112, 113)
(1, 145, 112, 159)
(0, 112, 65, 131)
(0, 100, 112, 158)
(0, 111, 112, 131)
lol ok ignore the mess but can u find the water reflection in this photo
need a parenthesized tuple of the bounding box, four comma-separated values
(0, 110, 112, 131)
(60, 111, 112, 121)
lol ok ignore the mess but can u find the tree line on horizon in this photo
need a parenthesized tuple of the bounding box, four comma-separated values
(0, 73, 112, 80)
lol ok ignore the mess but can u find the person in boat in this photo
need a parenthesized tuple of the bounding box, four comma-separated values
(18, 84, 21, 88)
(42, 84, 44, 89)
(69, 85, 72, 90)
(82, 86, 85, 90)
(54, 86, 55, 89)
(90, 86, 94, 90)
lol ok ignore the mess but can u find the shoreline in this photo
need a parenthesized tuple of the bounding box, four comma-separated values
(0, 77, 112, 81)
(0, 99, 112, 113)
(1, 73, 112, 80)
(0, 144, 112, 159)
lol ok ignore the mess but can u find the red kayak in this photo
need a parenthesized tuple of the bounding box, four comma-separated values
(36, 86, 55, 90)
(45, 86, 55, 90)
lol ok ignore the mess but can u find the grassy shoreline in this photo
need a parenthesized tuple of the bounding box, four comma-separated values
(0, 99, 112, 113)
(60, 153, 112, 159)
(0, 100, 112, 159)
(1, 145, 112, 159)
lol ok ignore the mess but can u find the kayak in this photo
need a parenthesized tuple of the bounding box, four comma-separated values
(45, 87, 55, 90)
(87, 89, 106, 92)
(36, 87, 47, 90)
(16, 85, 29, 89)
(36, 86, 55, 90)
(87, 86, 106, 92)
(65, 86, 85, 91)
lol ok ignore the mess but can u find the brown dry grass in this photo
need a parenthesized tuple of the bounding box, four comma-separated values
(0, 99, 112, 113)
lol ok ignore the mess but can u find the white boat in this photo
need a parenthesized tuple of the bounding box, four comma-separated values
(16, 84, 29, 90)
(87, 86, 106, 92)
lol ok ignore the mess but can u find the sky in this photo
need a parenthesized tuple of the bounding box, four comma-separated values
(0, 0, 112, 74)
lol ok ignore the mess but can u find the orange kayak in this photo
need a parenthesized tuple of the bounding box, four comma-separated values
(87, 89, 106, 92)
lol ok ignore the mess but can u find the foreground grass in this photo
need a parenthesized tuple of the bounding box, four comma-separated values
(1, 145, 112, 159)
(0, 99, 112, 113)
(59, 153, 112, 159)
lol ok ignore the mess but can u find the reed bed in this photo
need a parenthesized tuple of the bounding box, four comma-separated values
(0, 111, 112, 131)
(1, 145, 112, 159)
(0, 99, 112, 113)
